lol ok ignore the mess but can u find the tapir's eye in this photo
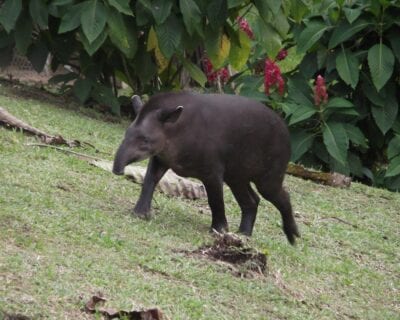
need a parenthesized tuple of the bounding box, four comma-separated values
(137, 135, 150, 148)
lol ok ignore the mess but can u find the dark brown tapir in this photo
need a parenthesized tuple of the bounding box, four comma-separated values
(113, 92, 300, 244)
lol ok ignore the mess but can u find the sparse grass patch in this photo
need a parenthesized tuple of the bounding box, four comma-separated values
(0, 82, 399, 319)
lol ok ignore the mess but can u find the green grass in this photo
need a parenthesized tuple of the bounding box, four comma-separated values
(0, 81, 399, 319)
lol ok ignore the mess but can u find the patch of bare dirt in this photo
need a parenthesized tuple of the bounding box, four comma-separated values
(188, 232, 267, 278)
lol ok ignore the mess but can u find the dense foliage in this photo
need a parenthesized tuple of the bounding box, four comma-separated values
(0, 0, 399, 190)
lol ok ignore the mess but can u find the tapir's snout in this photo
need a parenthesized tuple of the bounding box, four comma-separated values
(113, 144, 128, 175)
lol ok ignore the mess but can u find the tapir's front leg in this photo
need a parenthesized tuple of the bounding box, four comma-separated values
(203, 176, 229, 233)
(134, 157, 168, 219)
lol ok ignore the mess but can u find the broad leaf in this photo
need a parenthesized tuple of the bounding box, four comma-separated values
(27, 39, 49, 72)
(287, 75, 313, 107)
(107, 10, 137, 59)
(207, 0, 228, 30)
(336, 49, 359, 88)
(80, 30, 107, 56)
(371, 102, 398, 135)
(204, 27, 230, 69)
(229, 30, 251, 70)
(297, 21, 329, 53)
(15, 12, 32, 55)
(155, 15, 183, 59)
(92, 84, 120, 116)
(345, 124, 368, 148)
(272, 8, 290, 38)
(385, 155, 400, 177)
(73, 78, 93, 103)
(368, 43, 395, 92)
(255, 17, 281, 59)
(134, 46, 158, 84)
(180, 0, 202, 36)
(343, 7, 362, 24)
(29, 0, 48, 29)
(147, 27, 169, 71)
(150, 0, 172, 25)
(289, 0, 309, 23)
(326, 97, 354, 109)
(266, 0, 282, 15)
(328, 19, 370, 49)
(182, 59, 207, 87)
(290, 130, 315, 162)
(253, 0, 270, 22)
(289, 104, 317, 125)
(388, 135, 400, 160)
(388, 32, 400, 63)
(81, 0, 108, 43)
(322, 122, 349, 165)
(0, 0, 22, 33)
(58, 2, 86, 33)
(108, 0, 133, 16)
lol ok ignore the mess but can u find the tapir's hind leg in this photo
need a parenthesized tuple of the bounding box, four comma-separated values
(254, 177, 300, 245)
(227, 182, 260, 236)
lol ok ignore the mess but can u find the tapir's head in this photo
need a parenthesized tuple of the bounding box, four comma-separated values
(112, 95, 183, 175)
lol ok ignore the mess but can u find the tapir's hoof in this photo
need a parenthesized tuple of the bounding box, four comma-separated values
(210, 223, 229, 234)
(284, 223, 300, 246)
(133, 209, 152, 220)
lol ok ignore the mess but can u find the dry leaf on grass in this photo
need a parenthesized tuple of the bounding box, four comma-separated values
(84, 294, 165, 320)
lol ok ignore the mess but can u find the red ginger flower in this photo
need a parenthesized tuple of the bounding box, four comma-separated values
(237, 17, 254, 39)
(276, 49, 288, 61)
(264, 59, 284, 96)
(202, 57, 229, 85)
(314, 75, 328, 106)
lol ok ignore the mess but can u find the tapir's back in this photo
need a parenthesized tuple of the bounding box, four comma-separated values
(151, 92, 290, 179)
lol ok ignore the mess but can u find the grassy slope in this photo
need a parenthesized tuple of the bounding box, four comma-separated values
(0, 83, 399, 320)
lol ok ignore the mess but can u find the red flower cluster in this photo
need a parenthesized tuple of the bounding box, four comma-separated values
(203, 57, 229, 85)
(264, 59, 284, 96)
(314, 75, 328, 106)
(276, 49, 288, 61)
(237, 17, 254, 39)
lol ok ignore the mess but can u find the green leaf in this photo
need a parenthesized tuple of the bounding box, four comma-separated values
(92, 83, 120, 115)
(326, 97, 354, 109)
(15, 12, 32, 55)
(80, 30, 107, 56)
(289, 0, 309, 23)
(107, 10, 137, 59)
(290, 130, 315, 162)
(328, 19, 370, 49)
(368, 43, 395, 92)
(73, 78, 93, 103)
(388, 32, 400, 62)
(336, 49, 359, 88)
(255, 17, 281, 59)
(266, 0, 282, 15)
(343, 7, 362, 24)
(322, 121, 349, 165)
(228, 30, 251, 70)
(180, 0, 202, 36)
(81, 0, 108, 43)
(58, 2, 87, 33)
(272, 8, 290, 38)
(253, 0, 270, 22)
(27, 39, 49, 72)
(204, 26, 230, 68)
(297, 21, 329, 53)
(0, 0, 22, 33)
(150, 0, 172, 25)
(182, 59, 207, 87)
(29, 0, 48, 29)
(155, 15, 183, 59)
(371, 103, 398, 135)
(207, 0, 228, 30)
(108, 0, 133, 16)
(345, 124, 368, 148)
(287, 75, 313, 107)
(388, 135, 400, 160)
(134, 46, 158, 85)
(288, 104, 317, 125)
(385, 155, 400, 177)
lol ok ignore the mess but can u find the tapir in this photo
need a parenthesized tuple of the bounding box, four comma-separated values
(113, 92, 300, 244)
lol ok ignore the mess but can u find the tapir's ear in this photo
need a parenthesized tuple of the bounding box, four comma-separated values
(159, 106, 183, 123)
(131, 95, 143, 115)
